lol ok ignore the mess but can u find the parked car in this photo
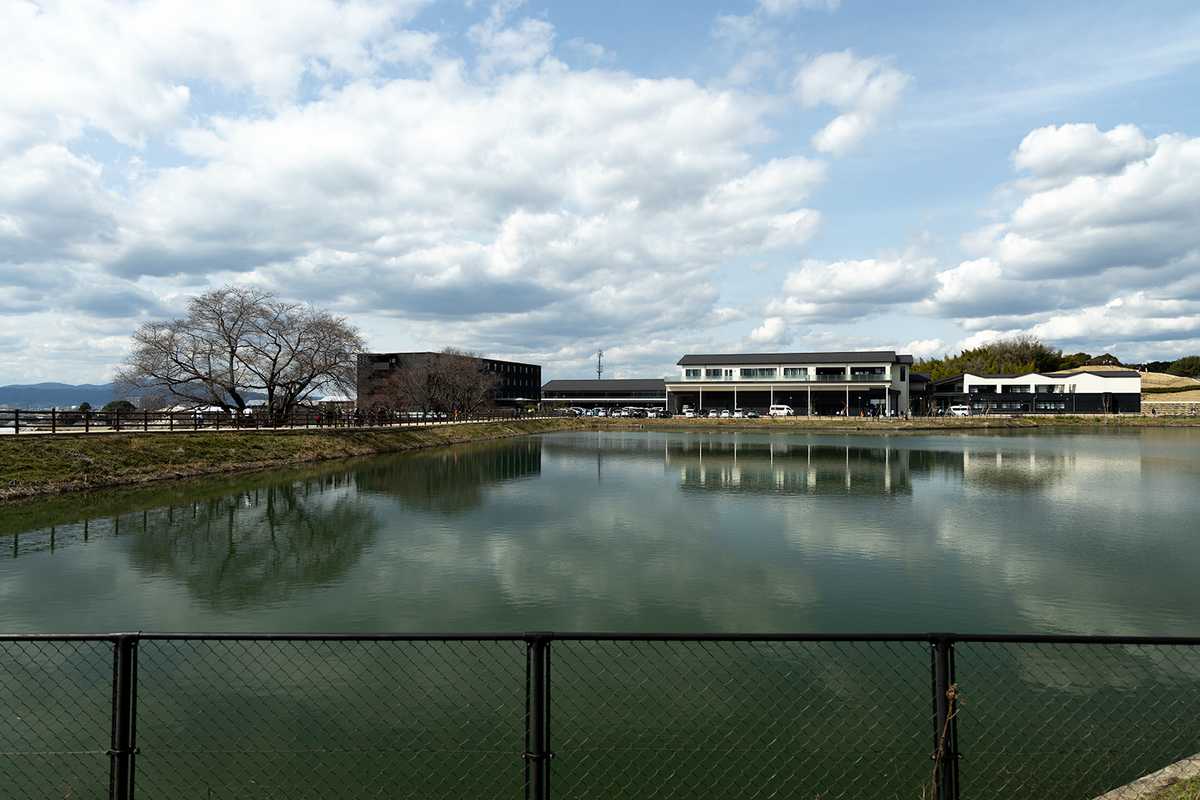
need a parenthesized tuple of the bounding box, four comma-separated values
(720, 409, 731, 418)
(745, 410, 760, 419)
(948, 404, 971, 417)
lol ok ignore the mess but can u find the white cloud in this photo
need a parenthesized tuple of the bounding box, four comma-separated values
(766, 254, 938, 323)
(795, 50, 912, 156)
(918, 125, 1200, 355)
(0, 0, 428, 153)
(468, 1, 556, 76)
(757, 0, 841, 14)
(748, 316, 791, 345)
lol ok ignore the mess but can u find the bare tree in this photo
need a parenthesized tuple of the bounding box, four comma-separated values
(427, 348, 503, 418)
(114, 285, 364, 422)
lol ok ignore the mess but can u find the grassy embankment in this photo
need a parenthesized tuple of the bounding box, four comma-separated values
(0, 418, 582, 502)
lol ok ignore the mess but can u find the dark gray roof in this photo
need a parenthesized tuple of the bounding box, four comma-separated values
(542, 379, 666, 392)
(1044, 369, 1141, 378)
(677, 351, 912, 366)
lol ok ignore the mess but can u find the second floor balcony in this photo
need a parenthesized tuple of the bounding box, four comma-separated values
(671, 373, 892, 384)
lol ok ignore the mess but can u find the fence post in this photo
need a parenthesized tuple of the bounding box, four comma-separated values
(13, 408, 19, 435)
(525, 632, 553, 800)
(931, 635, 960, 800)
(109, 633, 140, 800)
(51, 408, 57, 434)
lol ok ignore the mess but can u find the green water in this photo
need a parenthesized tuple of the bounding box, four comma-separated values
(4, 427, 1200, 798)
(3, 427, 1198, 636)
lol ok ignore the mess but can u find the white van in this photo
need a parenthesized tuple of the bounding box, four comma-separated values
(948, 404, 971, 417)
(769, 405, 794, 417)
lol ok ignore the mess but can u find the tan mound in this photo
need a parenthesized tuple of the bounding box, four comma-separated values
(1141, 371, 1200, 389)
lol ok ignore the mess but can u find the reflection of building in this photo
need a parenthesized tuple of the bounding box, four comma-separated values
(930, 370, 1141, 415)
(357, 352, 542, 408)
(666, 439, 912, 495)
(540, 379, 666, 410)
(666, 351, 915, 416)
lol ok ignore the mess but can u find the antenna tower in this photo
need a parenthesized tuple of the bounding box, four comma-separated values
(597, 349, 603, 380)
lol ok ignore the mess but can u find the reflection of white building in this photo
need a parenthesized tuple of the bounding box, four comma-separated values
(930, 370, 1142, 415)
(665, 351, 915, 416)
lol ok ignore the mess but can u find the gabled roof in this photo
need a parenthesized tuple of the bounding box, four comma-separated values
(677, 351, 912, 366)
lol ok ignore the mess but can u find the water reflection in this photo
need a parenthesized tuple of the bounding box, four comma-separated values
(125, 478, 379, 611)
(355, 438, 542, 513)
(666, 439, 913, 495)
(0, 429, 1198, 638)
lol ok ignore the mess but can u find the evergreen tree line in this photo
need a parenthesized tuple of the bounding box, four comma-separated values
(913, 336, 1200, 381)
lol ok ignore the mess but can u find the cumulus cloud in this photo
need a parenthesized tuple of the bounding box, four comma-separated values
(0, 2, 838, 382)
(795, 50, 912, 156)
(0, 0, 428, 153)
(766, 254, 939, 323)
(919, 124, 1200, 355)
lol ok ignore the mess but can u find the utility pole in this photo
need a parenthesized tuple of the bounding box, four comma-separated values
(597, 349, 603, 380)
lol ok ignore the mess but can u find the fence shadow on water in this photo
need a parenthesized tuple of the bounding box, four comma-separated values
(2, 632, 1199, 799)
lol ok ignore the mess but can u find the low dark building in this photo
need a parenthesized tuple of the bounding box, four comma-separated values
(357, 352, 541, 409)
(928, 369, 1141, 414)
(541, 379, 667, 409)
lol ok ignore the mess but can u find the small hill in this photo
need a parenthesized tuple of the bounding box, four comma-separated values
(1140, 371, 1200, 389)
(0, 383, 117, 410)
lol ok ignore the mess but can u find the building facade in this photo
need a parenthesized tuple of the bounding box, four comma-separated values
(357, 352, 541, 409)
(929, 369, 1141, 414)
(665, 351, 915, 416)
(541, 379, 667, 410)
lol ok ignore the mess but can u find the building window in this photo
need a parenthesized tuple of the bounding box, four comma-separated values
(740, 368, 776, 378)
(685, 368, 701, 378)
(705, 368, 723, 378)
(783, 367, 807, 378)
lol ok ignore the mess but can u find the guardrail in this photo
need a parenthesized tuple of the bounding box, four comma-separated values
(2, 631, 1197, 799)
(0, 407, 562, 434)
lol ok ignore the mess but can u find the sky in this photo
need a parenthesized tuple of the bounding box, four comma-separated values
(2, 0, 1200, 385)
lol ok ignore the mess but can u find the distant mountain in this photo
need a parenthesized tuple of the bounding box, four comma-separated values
(0, 382, 118, 410)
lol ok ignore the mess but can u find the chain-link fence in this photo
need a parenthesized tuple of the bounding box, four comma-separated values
(2, 632, 1199, 799)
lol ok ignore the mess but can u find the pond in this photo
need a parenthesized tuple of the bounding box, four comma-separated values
(2, 427, 1198, 635)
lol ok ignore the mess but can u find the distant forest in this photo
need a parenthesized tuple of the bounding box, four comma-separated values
(914, 336, 1200, 381)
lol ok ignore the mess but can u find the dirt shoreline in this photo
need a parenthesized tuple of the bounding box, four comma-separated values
(2, 414, 1195, 502)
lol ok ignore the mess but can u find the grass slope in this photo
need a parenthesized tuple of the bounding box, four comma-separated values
(0, 419, 580, 501)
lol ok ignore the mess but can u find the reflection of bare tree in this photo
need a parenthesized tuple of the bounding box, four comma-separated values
(126, 479, 379, 611)
(354, 438, 542, 514)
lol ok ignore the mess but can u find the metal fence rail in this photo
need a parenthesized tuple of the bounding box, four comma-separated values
(2, 632, 1199, 799)
(0, 407, 562, 435)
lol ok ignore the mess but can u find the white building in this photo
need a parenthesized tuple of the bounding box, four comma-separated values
(929, 369, 1141, 414)
(664, 351, 915, 416)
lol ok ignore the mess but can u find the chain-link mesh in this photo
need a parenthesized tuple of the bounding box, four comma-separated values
(549, 638, 934, 798)
(955, 640, 1200, 800)
(0, 638, 114, 798)
(4, 634, 1200, 799)
(135, 637, 529, 798)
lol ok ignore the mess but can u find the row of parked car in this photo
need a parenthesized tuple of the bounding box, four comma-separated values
(568, 407, 670, 418)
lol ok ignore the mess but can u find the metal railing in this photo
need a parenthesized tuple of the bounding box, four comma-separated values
(2, 631, 1198, 799)
(0, 407, 564, 435)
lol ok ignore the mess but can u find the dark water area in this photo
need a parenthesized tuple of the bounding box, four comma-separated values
(3, 428, 1199, 635)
